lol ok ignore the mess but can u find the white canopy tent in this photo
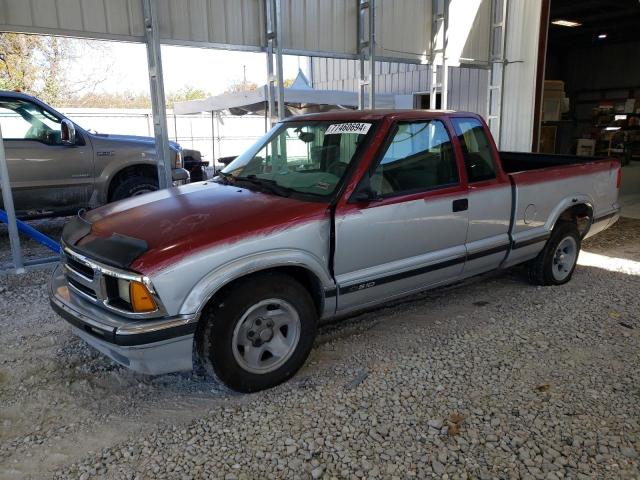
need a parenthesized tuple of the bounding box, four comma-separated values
(173, 71, 401, 117)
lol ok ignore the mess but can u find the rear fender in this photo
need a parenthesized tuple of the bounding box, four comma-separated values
(545, 195, 594, 234)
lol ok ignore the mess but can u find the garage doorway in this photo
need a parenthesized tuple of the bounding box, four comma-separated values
(535, 0, 640, 165)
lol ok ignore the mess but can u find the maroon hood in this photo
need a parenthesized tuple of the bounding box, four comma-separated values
(80, 182, 329, 274)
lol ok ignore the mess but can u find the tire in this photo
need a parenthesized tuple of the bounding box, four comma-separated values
(528, 221, 581, 286)
(110, 175, 159, 201)
(196, 272, 318, 393)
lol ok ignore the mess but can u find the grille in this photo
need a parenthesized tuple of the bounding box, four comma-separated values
(66, 256, 94, 280)
(67, 277, 98, 300)
(63, 250, 101, 303)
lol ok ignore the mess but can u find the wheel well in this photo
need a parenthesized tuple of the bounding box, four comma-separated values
(202, 266, 325, 317)
(557, 203, 593, 237)
(107, 164, 158, 201)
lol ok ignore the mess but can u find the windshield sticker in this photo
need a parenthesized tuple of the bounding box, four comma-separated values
(325, 123, 371, 135)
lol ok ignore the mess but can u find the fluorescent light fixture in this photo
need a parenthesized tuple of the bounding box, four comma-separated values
(605, 126, 621, 131)
(598, 33, 608, 39)
(615, 115, 628, 121)
(551, 19, 582, 27)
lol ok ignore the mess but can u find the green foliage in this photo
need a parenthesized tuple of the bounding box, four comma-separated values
(167, 86, 209, 106)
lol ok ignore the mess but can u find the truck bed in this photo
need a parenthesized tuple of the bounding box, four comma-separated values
(499, 151, 608, 173)
(498, 151, 620, 270)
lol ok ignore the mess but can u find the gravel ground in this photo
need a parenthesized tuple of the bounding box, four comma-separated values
(1, 218, 639, 479)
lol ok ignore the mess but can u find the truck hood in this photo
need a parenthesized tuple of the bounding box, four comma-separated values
(77, 182, 329, 274)
(91, 133, 180, 150)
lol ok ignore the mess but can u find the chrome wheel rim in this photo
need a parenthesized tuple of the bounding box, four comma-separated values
(552, 236, 577, 281)
(231, 299, 301, 374)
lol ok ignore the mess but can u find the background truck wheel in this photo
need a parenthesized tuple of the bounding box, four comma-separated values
(196, 272, 318, 393)
(110, 175, 159, 201)
(528, 221, 581, 286)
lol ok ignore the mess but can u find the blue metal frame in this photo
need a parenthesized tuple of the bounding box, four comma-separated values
(0, 210, 61, 253)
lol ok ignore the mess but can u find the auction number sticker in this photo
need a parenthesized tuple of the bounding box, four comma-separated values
(325, 122, 372, 135)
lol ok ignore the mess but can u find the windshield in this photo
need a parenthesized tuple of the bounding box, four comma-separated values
(221, 121, 375, 198)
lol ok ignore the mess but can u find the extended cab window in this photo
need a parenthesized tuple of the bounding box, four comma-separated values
(372, 120, 458, 196)
(451, 118, 496, 182)
(0, 99, 62, 145)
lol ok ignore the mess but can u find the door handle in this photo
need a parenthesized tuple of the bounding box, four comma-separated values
(452, 198, 468, 212)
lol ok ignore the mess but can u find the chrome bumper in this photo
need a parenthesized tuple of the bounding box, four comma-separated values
(49, 265, 197, 374)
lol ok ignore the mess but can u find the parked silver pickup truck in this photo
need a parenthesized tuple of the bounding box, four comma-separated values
(50, 110, 621, 392)
(0, 91, 190, 218)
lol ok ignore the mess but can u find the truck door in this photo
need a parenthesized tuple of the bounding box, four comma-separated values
(0, 97, 93, 217)
(334, 120, 469, 312)
(450, 117, 511, 275)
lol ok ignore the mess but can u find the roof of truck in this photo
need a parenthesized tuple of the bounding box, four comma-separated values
(283, 109, 476, 122)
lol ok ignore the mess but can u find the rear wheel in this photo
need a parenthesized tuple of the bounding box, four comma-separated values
(528, 222, 581, 286)
(196, 273, 317, 392)
(110, 175, 158, 201)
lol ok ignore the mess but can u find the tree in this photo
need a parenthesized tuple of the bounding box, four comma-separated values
(167, 86, 209, 106)
(0, 32, 112, 106)
(0, 33, 43, 93)
(225, 80, 259, 94)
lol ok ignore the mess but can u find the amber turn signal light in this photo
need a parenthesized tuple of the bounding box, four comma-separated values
(129, 281, 157, 313)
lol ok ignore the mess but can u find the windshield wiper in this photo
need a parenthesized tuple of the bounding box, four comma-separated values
(234, 175, 294, 197)
(214, 171, 235, 185)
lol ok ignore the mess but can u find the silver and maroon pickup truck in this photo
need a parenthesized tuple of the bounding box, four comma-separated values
(49, 110, 621, 392)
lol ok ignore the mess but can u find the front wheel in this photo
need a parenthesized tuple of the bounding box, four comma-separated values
(196, 273, 318, 392)
(110, 175, 159, 201)
(528, 222, 581, 286)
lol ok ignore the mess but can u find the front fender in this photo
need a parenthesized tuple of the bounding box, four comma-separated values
(178, 249, 335, 316)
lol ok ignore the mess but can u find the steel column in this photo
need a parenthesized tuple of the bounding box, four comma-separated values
(0, 125, 24, 273)
(143, 0, 172, 189)
(486, 0, 509, 145)
(265, 0, 285, 123)
(358, 0, 375, 109)
(430, 0, 448, 109)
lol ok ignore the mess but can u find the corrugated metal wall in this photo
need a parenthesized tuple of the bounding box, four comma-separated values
(500, 0, 542, 152)
(156, 0, 265, 48)
(282, 0, 357, 55)
(0, 0, 146, 41)
(0, 0, 267, 48)
(374, 0, 431, 62)
(311, 58, 489, 116)
(0, 0, 492, 61)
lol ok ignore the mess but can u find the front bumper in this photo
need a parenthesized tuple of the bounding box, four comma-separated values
(172, 167, 190, 186)
(49, 265, 197, 374)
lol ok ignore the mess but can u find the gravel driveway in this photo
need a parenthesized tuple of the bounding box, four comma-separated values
(1, 218, 639, 479)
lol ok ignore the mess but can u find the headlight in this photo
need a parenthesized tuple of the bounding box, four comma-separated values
(116, 279, 157, 313)
(175, 150, 183, 168)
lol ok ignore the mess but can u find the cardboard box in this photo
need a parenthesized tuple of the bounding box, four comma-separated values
(577, 139, 595, 157)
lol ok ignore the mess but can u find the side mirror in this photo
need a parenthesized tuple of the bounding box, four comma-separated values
(349, 177, 381, 204)
(61, 119, 76, 146)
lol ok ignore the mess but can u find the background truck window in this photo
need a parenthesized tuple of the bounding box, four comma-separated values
(0, 99, 62, 144)
(451, 118, 497, 182)
(372, 120, 458, 196)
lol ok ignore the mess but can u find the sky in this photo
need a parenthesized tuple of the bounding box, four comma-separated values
(68, 39, 309, 97)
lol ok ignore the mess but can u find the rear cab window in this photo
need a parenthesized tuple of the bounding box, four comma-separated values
(371, 120, 459, 197)
(451, 118, 497, 183)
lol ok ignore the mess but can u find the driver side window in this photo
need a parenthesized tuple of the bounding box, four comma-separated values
(0, 99, 62, 145)
(371, 120, 458, 197)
